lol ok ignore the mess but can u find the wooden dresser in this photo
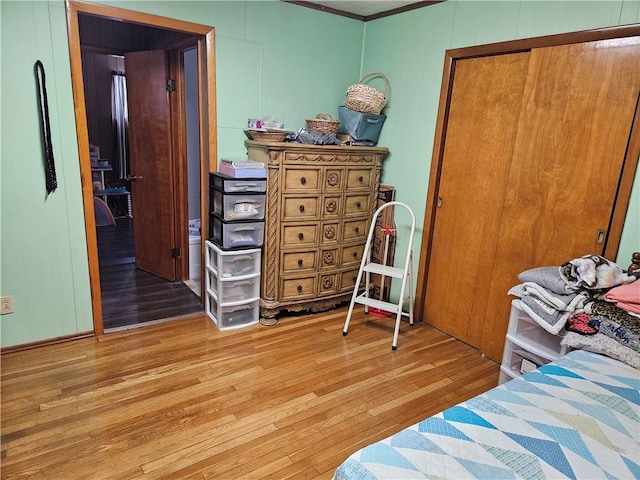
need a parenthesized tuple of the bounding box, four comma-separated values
(245, 141, 388, 319)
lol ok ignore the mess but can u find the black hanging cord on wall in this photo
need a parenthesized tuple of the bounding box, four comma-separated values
(34, 60, 57, 194)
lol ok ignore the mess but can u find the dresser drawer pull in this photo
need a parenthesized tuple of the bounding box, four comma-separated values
(353, 252, 358, 258)
(298, 232, 304, 240)
(297, 259, 303, 267)
(359, 176, 364, 182)
(300, 177, 306, 185)
(299, 205, 305, 213)
(356, 202, 361, 209)
(297, 285, 303, 292)
(354, 227, 359, 233)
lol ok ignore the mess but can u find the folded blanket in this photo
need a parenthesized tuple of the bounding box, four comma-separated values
(561, 331, 640, 369)
(518, 266, 574, 294)
(519, 282, 586, 311)
(604, 279, 640, 314)
(509, 280, 588, 334)
(519, 295, 572, 335)
(588, 300, 640, 353)
(560, 254, 638, 290)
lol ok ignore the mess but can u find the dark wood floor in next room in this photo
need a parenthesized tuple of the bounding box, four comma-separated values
(97, 218, 203, 330)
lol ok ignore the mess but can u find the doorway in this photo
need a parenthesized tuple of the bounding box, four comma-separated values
(66, 1, 217, 335)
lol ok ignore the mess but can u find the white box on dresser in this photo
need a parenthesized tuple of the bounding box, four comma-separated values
(205, 240, 261, 330)
(498, 299, 569, 384)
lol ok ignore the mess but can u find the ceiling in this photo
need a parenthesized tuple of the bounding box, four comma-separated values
(285, 1, 443, 21)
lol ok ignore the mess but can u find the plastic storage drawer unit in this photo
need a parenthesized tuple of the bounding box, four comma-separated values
(208, 272, 260, 303)
(211, 189, 266, 221)
(206, 297, 259, 330)
(210, 172, 266, 193)
(206, 241, 261, 278)
(209, 213, 265, 249)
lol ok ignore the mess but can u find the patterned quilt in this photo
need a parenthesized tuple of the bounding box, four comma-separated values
(334, 350, 639, 479)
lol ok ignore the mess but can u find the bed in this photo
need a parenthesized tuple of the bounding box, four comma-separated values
(334, 349, 639, 479)
(334, 253, 640, 480)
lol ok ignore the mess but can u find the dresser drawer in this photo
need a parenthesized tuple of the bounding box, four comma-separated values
(343, 219, 368, 241)
(320, 222, 340, 244)
(340, 268, 362, 292)
(283, 168, 320, 192)
(344, 194, 370, 216)
(322, 196, 342, 218)
(281, 276, 316, 300)
(282, 250, 317, 273)
(319, 248, 339, 270)
(342, 244, 364, 267)
(319, 273, 338, 295)
(283, 196, 320, 221)
(323, 168, 344, 191)
(282, 224, 318, 247)
(346, 168, 373, 189)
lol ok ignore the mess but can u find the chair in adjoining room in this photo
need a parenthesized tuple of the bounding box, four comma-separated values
(342, 201, 416, 350)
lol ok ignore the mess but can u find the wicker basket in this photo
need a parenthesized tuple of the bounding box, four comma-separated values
(306, 113, 341, 135)
(345, 72, 388, 115)
(247, 130, 287, 142)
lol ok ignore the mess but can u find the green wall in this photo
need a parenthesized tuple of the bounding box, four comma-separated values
(1, 0, 638, 348)
(0, 0, 363, 347)
(1, 1, 92, 347)
(361, 0, 640, 287)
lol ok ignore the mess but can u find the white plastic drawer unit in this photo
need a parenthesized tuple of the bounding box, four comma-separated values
(209, 214, 265, 249)
(205, 241, 261, 278)
(206, 297, 259, 330)
(210, 172, 266, 193)
(498, 299, 568, 384)
(208, 271, 260, 303)
(211, 190, 266, 221)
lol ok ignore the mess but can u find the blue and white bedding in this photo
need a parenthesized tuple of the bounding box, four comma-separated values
(334, 350, 639, 479)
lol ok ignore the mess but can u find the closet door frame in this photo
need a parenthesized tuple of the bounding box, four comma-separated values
(415, 24, 640, 318)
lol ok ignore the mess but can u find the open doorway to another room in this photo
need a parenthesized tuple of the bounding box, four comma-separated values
(73, 6, 210, 331)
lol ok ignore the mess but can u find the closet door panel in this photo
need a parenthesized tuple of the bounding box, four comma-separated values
(423, 53, 530, 345)
(479, 37, 640, 360)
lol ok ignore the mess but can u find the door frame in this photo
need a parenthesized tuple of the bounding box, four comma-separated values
(415, 24, 640, 317)
(66, 0, 217, 335)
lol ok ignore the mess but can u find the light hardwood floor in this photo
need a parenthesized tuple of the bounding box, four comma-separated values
(1, 305, 499, 479)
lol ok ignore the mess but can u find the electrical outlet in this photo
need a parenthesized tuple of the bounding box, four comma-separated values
(1, 296, 14, 314)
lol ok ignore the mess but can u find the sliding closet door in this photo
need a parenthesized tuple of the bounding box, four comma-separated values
(423, 53, 530, 346)
(479, 37, 640, 360)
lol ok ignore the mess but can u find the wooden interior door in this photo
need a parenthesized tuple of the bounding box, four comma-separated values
(423, 53, 530, 346)
(479, 37, 640, 360)
(125, 50, 177, 281)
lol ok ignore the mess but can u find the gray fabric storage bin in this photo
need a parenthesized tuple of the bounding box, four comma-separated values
(338, 106, 386, 143)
